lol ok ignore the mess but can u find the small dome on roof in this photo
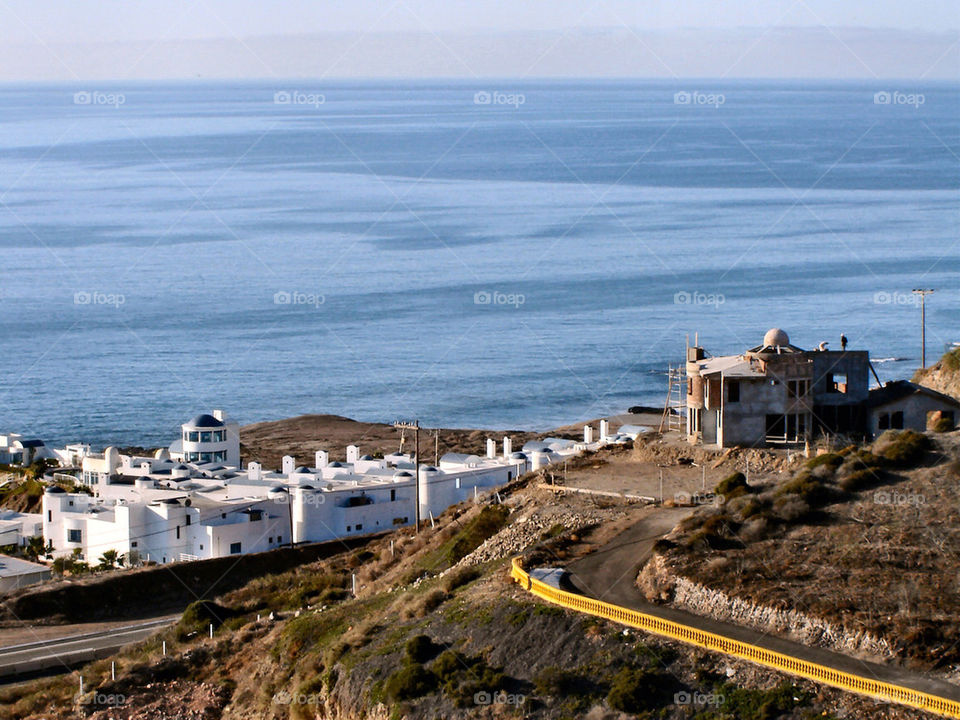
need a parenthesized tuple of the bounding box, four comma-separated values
(184, 413, 225, 428)
(44, 485, 66, 494)
(510, 452, 528, 460)
(268, 485, 288, 494)
(299, 483, 315, 490)
(359, 454, 374, 461)
(295, 466, 311, 473)
(329, 461, 344, 468)
(393, 470, 413, 478)
(763, 328, 790, 348)
(421, 466, 437, 472)
(161, 498, 181, 505)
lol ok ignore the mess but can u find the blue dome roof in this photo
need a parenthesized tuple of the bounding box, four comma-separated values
(295, 466, 312, 473)
(184, 413, 225, 428)
(44, 485, 66, 494)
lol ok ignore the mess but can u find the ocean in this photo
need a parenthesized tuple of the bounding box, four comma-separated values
(0, 80, 957, 448)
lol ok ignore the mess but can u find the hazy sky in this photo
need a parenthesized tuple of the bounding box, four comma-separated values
(1, 1, 957, 80)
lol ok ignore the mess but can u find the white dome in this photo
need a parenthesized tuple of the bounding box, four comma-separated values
(763, 328, 790, 348)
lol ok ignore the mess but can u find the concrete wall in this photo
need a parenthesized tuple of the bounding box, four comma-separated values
(870, 395, 958, 436)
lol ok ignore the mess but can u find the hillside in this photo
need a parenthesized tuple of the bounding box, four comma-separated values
(913, 348, 960, 401)
(239, 414, 551, 469)
(642, 429, 960, 676)
(1, 435, 955, 719)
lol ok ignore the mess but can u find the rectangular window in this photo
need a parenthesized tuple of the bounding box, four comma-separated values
(67, 528, 82, 543)
(176, 526, 180, 539)
(277, 535, 281, 544)
(455, 478, 461, 489)
(788, 379, 809, 397)
(229, 542, 242, 554)
(878, 413, 890, 430)
(827, 373, 848, 394)
(891, 411, 904, 429)
(131, 541, 138, 548)
(48, 510, 52, 522)
(727, 380, 740, 403)
(390, 489, 396, 502)
(356, 523, 362, 531)
(185, 515, 191, 526)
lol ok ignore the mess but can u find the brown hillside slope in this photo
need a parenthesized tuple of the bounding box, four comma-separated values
(913, 348, 960, 401)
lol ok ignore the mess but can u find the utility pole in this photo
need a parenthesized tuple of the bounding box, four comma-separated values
(912, 289, 934, 369)
(394, 421, 420, 533)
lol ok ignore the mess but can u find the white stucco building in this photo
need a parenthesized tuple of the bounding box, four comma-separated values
(41, 412, 634, 567)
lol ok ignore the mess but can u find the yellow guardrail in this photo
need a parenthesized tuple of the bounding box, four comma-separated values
(510, 557, 960, 718)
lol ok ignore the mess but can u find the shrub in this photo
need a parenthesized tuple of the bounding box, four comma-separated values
(432, 649, 468, 682)
(431, 650, 507, 708)
(772, 496, 811, 523)
(405, 634, 436, 664)
(776, 472, 831, 507)
(384, 662, 437, 702)
(873, 430, 929, 467)
(934, 416, 955, 432)
(738, 517, 769, 543)
(318, 587, 350, 604)
(805, 453, 843, 471)
(837, 467, 881, 492)
(606, 667, 666, 714)
(441, 565, 482, 593)
(446, 505, 510, 565)
(715, 472, 750, 499)
(727, 495, 763, 521)
(176, 600, 233, 641)
(534, 666, 583, 697)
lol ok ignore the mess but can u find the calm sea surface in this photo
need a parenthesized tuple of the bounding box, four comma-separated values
(0, 80, 957, 447)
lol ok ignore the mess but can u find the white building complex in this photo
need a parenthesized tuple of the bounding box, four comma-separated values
(39, 411, 622, 566)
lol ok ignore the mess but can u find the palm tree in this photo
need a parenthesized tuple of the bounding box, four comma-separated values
(98, 549, 119, 570)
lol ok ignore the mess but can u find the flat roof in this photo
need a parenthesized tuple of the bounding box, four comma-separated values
(0, 554, 50, 578)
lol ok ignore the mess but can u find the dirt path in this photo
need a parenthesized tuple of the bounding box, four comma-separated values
(563, 511, 960, 704)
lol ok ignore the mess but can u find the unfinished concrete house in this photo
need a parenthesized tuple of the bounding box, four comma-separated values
(685, 328, 871, 448)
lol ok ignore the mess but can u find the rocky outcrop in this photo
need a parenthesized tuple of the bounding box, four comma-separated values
(638, 556, 895, 661)
(449, 508, 603, 569)
(913, 348, 960, 401)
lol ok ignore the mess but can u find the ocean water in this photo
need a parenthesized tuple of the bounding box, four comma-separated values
(0, 80, 957, 448)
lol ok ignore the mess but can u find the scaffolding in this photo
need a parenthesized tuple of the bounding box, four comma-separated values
(659, 365, 686, 434)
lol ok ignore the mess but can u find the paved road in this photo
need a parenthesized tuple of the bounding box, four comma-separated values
(0, 617, 176, 682)
(564, 510, 960, 703)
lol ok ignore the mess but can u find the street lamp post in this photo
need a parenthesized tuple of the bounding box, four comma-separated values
(394, 421, 421, 533)
(912, 289, 934, 369)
